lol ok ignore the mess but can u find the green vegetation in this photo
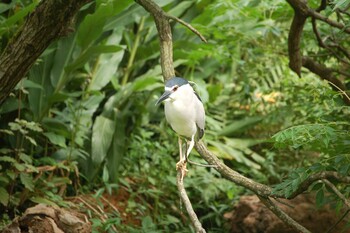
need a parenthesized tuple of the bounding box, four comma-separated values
(0, 0, 350, 232)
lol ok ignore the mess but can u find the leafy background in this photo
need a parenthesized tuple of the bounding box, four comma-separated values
(0, 0, 349, 232)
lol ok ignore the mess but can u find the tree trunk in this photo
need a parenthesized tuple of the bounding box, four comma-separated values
(0, 0, 91, 105)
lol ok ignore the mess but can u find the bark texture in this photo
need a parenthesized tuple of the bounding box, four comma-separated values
(0, 0, 91, 104)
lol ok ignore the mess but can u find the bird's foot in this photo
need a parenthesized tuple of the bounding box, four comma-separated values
(176, 159, 188, 181)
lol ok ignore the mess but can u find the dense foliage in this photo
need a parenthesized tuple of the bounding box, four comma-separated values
(0, 0, 349, 232)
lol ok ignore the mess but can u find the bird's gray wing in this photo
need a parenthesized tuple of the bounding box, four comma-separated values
(194, 93, 205, 139)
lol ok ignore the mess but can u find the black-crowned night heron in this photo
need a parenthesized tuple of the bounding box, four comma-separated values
(156, 77, 205, 167)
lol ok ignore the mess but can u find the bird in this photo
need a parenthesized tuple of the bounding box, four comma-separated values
(156, 77, 206, 167)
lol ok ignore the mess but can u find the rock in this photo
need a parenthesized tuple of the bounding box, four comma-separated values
(1, 204, 91, 233)
(225, 194, 350, 233)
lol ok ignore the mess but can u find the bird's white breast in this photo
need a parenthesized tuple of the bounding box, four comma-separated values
(164, 86, 197, 138)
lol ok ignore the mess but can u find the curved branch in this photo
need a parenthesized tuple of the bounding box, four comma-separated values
(0, 0, 91, 105)
(286, 0, 308, 76)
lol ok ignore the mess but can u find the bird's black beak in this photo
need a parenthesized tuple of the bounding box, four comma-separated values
(156, 90, 172, 105)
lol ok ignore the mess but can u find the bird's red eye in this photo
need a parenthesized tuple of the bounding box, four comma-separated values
(173, 86, 178, 91)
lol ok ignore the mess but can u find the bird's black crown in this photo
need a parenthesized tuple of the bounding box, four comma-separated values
(165, 77, 188, 88)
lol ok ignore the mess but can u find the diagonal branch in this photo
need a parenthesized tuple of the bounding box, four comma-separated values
(258, 195, 311, 233)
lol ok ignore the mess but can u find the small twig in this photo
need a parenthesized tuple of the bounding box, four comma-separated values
(326, 209, 350, 233)
(326, 80, 350, 103)
(323, 179, 350, 209)
(187, 159, 217, 168)
(273, 198, 295, 209)
(77, 196, 106, 222)
(308, 9, 350, 34)
(77, 196, 119, 232)
(176, 161, 206, 233)
(100, 195, 121, 215)
(165, 13, 207, 43)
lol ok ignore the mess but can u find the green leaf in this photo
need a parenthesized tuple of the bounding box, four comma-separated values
(0, 156, 16, 163)
(77, 2, 113, 49)
(30, 196, 58, 207)
(218, 116, 263, 136)
(19, 153, 32, 164)
(91, 116, 116, 165)
(0, 187, 9, 206)
(17, 79, 43, 90)
(316, 189, 324, 207)
(25, 135, 37, 146)
(0, 2, 38, 36)
(42, 118, 71, 138)
(88, 30, 125, 91)
(65, 45, 123, 73)
(44, 132, 67, 148)
(14, 163, 25, 172)
(50, 35, 76, 89)
(102, 165, 109, 183)
(20, 173, 34, 191)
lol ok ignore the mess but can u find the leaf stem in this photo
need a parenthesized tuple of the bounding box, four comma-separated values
(121, 17, 145, 86)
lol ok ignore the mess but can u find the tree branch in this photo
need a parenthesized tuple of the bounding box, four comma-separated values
(308, 9, 350, 34)
(285, 0, 350, 105)
(135, 0, 175, 81)
(165, 14, 207, 43)
(176, 162, 206, 233)
(323, 179, 350, 209)
(302, 57, 350, 105)
(286, 0, 308, 76)
(0, 0, 91, 105)
(137, 0, 350, 231)
(135, 0, 205, 231)
(258, 195, 311, 233)
(287, 171, 350, 199)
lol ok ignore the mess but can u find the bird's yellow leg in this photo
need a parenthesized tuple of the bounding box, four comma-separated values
(185, 135, 195, 161)
(176, 137, 185, 169)
(178, 136, 183, 161)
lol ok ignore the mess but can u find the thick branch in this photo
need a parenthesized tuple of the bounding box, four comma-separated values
(0, 0, 91, 105)
(302, 57, 350, 105)
(135, 0, 175, 81)
(286, 0, 308, 76)
(195, 141, 272, 196)
(286, 0, 350, 105)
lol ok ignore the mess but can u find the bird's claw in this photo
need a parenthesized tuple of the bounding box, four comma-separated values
(176, 160, 188, 181)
